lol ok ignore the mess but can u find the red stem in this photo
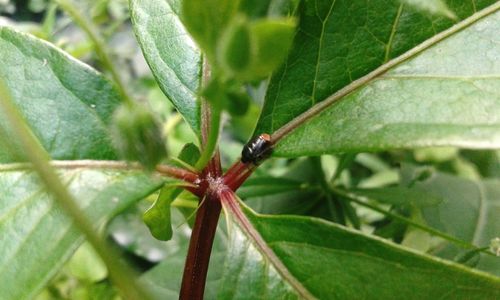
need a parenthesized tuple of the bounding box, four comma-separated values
(224, 161, 255, 191)
(179, 194, 222, 300)
(180, 84, 222, 299)
(155, 164, 199, 183)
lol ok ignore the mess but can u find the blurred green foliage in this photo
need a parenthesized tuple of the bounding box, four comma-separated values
(1, 0, 497, 298)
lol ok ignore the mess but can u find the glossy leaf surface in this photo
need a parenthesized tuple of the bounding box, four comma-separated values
(256, 0, 495, 135)
(130, 0, 202, 135)
(220, 202, 500, 299)
(274, 6, 500, 156)
(0, 169, 162, 300)
(0, 27, 119, 162)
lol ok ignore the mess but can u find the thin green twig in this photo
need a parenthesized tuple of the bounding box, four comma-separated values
(331, 188, 495, 257)
(195, 105, 220, 170)
(195, 59, 221, 170)
(0, 79, 151, 299)
(54, 0, 134, 106)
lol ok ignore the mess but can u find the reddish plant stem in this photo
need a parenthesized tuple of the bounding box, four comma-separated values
(179, 193, 222, 300)
(155, 164, 199, 183)
(222, 162, 239, 186)
(179, 157, 258, 300)
(224, 161, 255, 191)
(180, 56, 225, 299)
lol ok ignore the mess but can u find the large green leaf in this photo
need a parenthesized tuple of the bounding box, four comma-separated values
(0, 27, 119, 162)
(273, 5, 500, 156)
(0, 169, 163, 300)
(401, 165, 500, 276)
(130, 0, 202, 135)
(256, 0, 492, 135)
(221, 201, 500, 299)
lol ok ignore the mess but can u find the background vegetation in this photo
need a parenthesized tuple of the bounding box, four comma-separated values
(0, 0, 499, 299)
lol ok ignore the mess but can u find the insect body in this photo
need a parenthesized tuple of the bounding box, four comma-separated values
(241, 133, 273, 164)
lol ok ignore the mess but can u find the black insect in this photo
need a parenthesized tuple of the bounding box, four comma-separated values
(241, 133, 273, 164)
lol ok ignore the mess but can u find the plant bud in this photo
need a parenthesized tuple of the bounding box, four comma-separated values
(226, 89, 250, 116)
(111, 103, 166, 170)
(217, 16, 296, 82)
(218, 17, 252, 74)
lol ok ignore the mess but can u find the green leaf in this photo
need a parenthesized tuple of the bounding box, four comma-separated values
(0, 27, 119, 162)
(257, 0, 492, 135)
(218, 17, 296, 81)
(244, 18, 296, 80)
(130, 0, 202, 135)
(273, 5, 500, 156)
(0, 169, 163, 300)
(218, 17, 252, 74)
(221, 201, 500, 299)
(178, 143, 201, 166)
(401, 165, 500, 276)
(225, 89, 251, 116)
(143, 186, 179, 241)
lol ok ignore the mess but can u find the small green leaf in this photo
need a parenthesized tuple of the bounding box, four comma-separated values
(226, 89, 251, 116)
(245, 18, 296, 79)
(177, 143, 201, 166)
(202, 77, 251, 116)
(143, 142, 201, 240)
(143, 186, 179, 241)
(218, 18, 296, 81)
(218, 17, 252, 74)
